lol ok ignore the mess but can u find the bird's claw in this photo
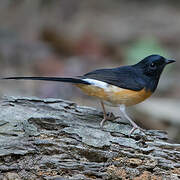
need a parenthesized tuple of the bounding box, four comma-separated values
(100, 112, 120, 128)
(106, 112, 120, 121)
(129, 125, 144, 137)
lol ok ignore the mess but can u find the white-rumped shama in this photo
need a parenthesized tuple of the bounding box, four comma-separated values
(3, 54, 175, 135)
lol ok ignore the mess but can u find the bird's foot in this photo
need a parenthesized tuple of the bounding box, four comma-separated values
(129, 125, 144, 137)
(100, 112, 120, 128)
(106, 112, 120, 121)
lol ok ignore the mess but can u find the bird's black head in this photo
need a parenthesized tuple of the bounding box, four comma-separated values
(135, 54, 175, 77)
(134, 54, 175, 91)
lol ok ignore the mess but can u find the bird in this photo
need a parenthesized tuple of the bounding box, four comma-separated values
(3, 54, 175, 135)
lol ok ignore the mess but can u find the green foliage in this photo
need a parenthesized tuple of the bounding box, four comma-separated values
(126, 37, 169, 65)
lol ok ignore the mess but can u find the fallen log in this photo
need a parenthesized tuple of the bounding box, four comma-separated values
(0, 96, 179, 179)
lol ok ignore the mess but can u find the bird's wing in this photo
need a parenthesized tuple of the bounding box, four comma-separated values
(82, 66, 145, 91)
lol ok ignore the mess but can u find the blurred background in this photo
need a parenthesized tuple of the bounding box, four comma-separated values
(0, 0, 180, 142)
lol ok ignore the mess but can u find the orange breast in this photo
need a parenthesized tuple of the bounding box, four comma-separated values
(76, 84, 152, 106)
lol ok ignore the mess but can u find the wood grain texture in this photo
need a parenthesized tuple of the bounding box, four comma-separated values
(0, 96, 179, 179)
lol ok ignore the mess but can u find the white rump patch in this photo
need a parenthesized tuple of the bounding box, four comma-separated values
(83, 78, 108, 89)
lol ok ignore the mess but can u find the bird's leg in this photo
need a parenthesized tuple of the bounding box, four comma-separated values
(100, 101, 108, 128)
(119, 104, 142, 136)
(100, 101, 119, 128)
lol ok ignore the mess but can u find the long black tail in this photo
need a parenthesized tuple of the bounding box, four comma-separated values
(2, 77, 90, 85)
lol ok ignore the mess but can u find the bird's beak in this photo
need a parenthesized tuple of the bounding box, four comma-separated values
(166, 59, 176, 64)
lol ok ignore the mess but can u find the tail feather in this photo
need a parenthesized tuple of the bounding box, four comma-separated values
(2, 77, 90, 85)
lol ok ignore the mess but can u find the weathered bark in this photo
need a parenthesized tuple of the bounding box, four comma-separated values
(0, 96, 179, 180)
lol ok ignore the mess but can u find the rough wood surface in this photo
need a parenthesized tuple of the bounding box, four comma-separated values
(0, 96, 179, 180)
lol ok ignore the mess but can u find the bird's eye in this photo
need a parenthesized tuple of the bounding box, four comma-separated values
(150, 63, 156, 69)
